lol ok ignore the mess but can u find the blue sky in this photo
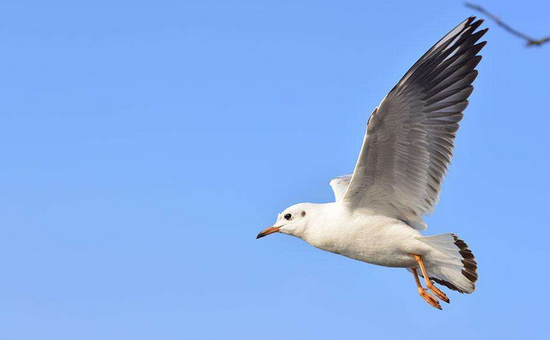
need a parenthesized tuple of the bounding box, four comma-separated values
(2, 0, 550, 339)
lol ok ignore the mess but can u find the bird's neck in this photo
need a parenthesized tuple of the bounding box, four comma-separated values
(300, 202, 350, 244)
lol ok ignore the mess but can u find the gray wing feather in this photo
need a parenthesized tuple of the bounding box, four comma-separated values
(342, 17, 487, 230)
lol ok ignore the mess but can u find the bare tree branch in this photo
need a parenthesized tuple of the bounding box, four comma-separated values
(465, 2, 550, 47)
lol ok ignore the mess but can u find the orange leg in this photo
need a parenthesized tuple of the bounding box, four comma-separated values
(411, 267, 442, 310)
(413, 254, 450, 304)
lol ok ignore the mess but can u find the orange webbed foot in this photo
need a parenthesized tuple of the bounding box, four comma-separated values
(418, 287, 442, 310)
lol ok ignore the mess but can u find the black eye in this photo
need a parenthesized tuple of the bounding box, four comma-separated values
(284, 213, 292, 220)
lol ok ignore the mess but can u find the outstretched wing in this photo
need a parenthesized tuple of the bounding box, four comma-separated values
(329, 174, 352, 201)
(342, 17, 487, 230)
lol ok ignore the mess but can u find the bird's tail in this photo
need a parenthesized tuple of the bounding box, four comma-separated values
(413, 233, 478, 294)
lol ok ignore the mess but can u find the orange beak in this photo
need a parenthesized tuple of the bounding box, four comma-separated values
(256, 226, 280, 239)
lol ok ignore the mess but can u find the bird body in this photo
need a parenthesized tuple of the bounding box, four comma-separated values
(257, 17, 485, 309)
(284, 203, 422, 268)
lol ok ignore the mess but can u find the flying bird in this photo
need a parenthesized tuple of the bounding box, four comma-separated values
(257, 17, 487, 309)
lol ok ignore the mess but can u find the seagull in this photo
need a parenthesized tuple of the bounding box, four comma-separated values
(257, 17, 486, 309)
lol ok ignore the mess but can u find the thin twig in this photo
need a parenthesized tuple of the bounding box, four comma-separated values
(465, 2, 550, 47)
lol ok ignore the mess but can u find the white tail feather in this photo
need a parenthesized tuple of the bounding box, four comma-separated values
(412, 233, 478, 294)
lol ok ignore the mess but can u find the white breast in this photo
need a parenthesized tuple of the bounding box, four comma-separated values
(303, 204, 424, 268)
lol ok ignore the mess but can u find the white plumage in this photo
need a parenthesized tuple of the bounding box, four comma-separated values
(257, 17, 485, 309)
(328, 174, 352, 201)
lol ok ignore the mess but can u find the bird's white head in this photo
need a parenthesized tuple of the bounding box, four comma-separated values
(256, 203, 314, 240)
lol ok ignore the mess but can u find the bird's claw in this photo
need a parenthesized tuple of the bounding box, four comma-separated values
(428, 284, 450, 304)
(418, 288, 442, 310)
